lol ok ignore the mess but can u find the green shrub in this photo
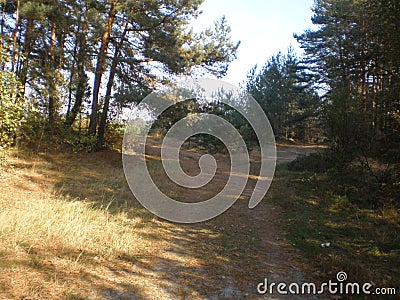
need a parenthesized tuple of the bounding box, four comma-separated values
(0, 45, 24, 150)
(288, 151, 336, 173)
(104, 122, 125, 150)
(61, 127, 97, 153)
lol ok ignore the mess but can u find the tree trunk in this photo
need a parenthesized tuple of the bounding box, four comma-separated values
(66, 31, 79, 117)
(11, 0, 20, 72)
(97, 23, 128, 149)
(48, 22, 57, 125)
(65, 18, 88, 127)
(0, 4, 5, 70)
(21, 18, 33, 97)
(0, 3, 4, 36)
(88, 3, 116, 136)
(15, 22, 24, 74)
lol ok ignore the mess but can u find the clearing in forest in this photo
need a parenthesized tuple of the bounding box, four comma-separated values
(0, 140, 320, 299)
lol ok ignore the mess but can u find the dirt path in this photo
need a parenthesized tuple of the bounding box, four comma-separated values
(276, 143, 321, 163)
(118, 139, 321, 299)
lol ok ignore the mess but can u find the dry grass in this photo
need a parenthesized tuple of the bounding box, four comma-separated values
(0, 150, 165, 299)
(0, 191, 148, 258)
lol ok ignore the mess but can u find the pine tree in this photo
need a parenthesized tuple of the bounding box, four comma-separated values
(246, 49, 319, 142)
(90, 0, 239, 149)
(296, 0, 400, 160)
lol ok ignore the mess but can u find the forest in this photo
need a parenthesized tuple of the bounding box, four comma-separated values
(0, 0, 399, 298)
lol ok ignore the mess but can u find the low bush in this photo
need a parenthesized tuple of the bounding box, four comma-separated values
(288, 151, 336, 173)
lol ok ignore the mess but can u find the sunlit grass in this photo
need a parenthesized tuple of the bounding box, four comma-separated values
(0, 193, 147, 258)
(0, 150, 161, 298)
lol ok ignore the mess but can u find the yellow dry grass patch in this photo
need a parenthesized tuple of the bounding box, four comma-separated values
(0, 151, 160, 299)
(0, 194, 145, 259)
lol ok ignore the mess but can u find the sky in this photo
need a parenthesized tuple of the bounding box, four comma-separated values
(190, 0, 316, 86)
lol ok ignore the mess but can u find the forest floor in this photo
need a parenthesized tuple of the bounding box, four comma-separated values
(0, 139, 398, 299)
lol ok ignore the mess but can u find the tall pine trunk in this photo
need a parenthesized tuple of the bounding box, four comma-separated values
(88, 3, 116, 136)
(0, 3, 5, 36)
(21, 18, 33, 97)
(0, 3, 5, 70)
(11, 0, 20, 72)
(48, 22, 57, 125)
(97, 23, 128, 149)
(65, 18, 88, 127)
(66, 31, 79, 118)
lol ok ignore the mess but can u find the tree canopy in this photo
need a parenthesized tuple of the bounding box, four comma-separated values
(0, 0, 239, 150)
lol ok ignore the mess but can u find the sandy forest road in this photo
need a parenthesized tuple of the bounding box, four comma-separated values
(126, 138, 322, 300)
